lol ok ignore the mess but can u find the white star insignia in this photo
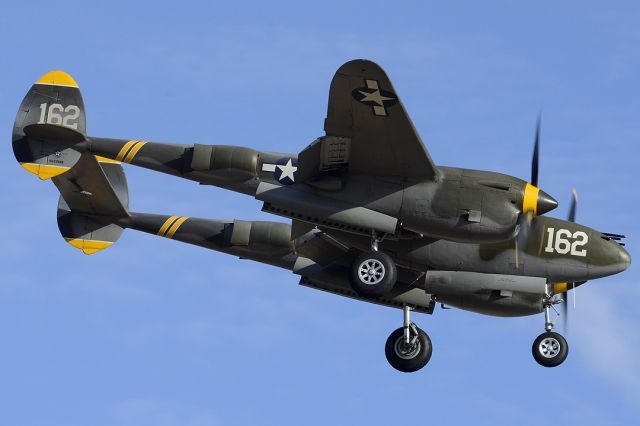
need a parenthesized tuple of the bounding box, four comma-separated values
(277, 158, 297, 182)
(358, 89, 394, 106)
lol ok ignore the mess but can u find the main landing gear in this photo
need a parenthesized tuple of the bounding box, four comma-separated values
(350, 233, 397, 297)
(532, 297, 569, 367)
(385, 305, 432, 373)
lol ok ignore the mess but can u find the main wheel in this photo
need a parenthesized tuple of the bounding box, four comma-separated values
(350, 251, 397, 297)
(385, 326, 432, 373)
(532, 331, 569, 367)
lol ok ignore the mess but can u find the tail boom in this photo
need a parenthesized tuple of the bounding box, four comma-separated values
(121, 213, 295, 268)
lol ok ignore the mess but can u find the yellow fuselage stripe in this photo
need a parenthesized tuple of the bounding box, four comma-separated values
(115, 140, 139, 162)
(123, 141, 147, 163)
(165, 216, 189, 239)
(158, 216, 180, 236)
(523, 183, 539, 215)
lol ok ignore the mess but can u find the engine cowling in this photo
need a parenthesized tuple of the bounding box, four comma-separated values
(191, 144, 259, 181)
(401, 167, 557, 244)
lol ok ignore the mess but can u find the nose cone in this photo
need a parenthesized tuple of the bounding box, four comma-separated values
(589, 239, 632, 279)
(618, 245, 632, 272)
(537, 189, 558, 215)
(605, 242, 631, 276)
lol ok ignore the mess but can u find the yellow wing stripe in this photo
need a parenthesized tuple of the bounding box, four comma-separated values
(35, 70, 79, 88)
(158, 216, 180, 236)
(165, 216, 189, 239)
(523, 183, 540, 215)
(64, 238, 113, 255)
(20, 162, 70, 180)
(115, 140, 139, 162)
(123, 141, 147, 163)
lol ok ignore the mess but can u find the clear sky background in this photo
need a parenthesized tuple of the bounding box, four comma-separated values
(1, 1, 638, 425)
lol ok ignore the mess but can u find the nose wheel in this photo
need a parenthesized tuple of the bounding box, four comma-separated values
(385, 305, 432, 372)
(532, 332, 568, 367)
(532, 297, 569, 367)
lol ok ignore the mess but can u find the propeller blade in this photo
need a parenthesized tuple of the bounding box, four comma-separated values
(567, 188, 578, 223)
(514, 210, 534, 270)
(562, 190, 579, 334)
(531, 115, 541, 187)
(562, 290, 568, 334)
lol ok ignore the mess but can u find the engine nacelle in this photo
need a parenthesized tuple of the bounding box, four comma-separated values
(401, 167, 557, 244)
(225, 220, 293, 255)
(191, 144, 259, 181)
(425, 271, 545, 317)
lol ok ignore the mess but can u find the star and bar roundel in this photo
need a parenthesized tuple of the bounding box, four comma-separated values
(261, 157, 298, 185)
(351, 79, 398, 116)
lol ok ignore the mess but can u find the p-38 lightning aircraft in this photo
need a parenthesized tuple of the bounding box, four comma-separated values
(13, 60, 631, 372)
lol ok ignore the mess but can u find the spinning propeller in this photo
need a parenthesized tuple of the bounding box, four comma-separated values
(515, 118, 581, 332)
(515, 116, 556, 268)
(560, 189, 586, 333)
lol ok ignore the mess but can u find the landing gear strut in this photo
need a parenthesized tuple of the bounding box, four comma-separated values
(532, 296, 569, 367)
(385, 305, 432, 372)
(350, 232, 397, 297)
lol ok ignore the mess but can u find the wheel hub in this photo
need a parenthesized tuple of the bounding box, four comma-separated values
(358, 259, 385, 285)
(394, 335, 421, 360)
(538, 337, 560, 358)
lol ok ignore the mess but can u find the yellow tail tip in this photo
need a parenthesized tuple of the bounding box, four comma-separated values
(35, 70, 79, 88)
(20, 162, 70, 180)
(64, 238, 113, 255)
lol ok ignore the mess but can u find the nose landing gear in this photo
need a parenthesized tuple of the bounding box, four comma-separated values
(385, 305, 432, 372)
(532, 297, 569, 367)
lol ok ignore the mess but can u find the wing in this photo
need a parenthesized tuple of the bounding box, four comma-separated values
(322, 59, 437, 180)
(294, 230, 435, 314)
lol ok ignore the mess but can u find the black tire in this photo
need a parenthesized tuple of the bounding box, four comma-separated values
(385, 326, 432, 373)
(350, 251, 397, 297)
(532, 331, 569, 367)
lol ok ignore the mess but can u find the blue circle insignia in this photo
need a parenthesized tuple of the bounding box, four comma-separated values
(274, 157, 298, 185)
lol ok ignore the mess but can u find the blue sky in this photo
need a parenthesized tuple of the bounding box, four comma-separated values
(1, 1, 638, 425)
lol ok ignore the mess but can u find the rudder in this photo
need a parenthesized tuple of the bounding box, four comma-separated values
(13, 70, 86, 179)
(57, 197, 125, 255)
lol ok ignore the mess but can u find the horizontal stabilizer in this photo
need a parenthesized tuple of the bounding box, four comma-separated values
(53, 153, 129, 218)
(54, 154, 129, 254)
(23, 123, 86, 143)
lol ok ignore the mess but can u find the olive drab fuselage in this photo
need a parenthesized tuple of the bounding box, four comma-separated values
(84, 136, 630, 288)
(13, 64, 630, 320)
(12, 64, 632, 372)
